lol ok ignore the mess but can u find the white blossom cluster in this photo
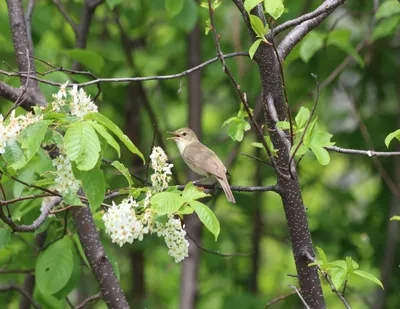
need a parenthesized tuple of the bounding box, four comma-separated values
(0, 110, 42, 154)
(102, 197, 149, 247)
(51, 154, 81, 196)
(150, 146, 173, 191)
(160, 216, 189, 263)
(52, 81, 98, 118)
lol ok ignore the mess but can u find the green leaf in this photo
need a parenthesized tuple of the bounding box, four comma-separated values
(310, 145, 330, 165)
(295, 106, 310, 129)
(64, 121, 101, 171)
(171, 0, 198, 33)
(276, 121, 291, 130)
(376, 0, 400, 19)
(178, 205, 195, 215)
(251, 142, 263, 148)
(0, 229, 11, 249)
(53, 249, 81, 299)
(165, 0, 185, 17)
(106, 0, 122, 10)
(316, 247, 328, 266)
(73, 234, 90, 268)
(244, 0, 263, 12)
(36, 237, 74, 295)
(390, 216, 400, 221)
(63, 191, 84, 206)
(85, 112, 144, 163)
(88, 121, 120, 157)
(189, 200, 220, 240)
(112, 161, 133, 189)
(250, 15, 266, 38)
(353, 270, 384, 289)
(151, 192, 185, 215)
(330, 267, 347, 290)
(73, 165, 105, 211)
(182, 182, 209, 202)
(4, 140, 25, 168)
(327, 29, 364, 67)
(64, 49, 104, 73)
(304, 117, 318, 146)
(223, 117, 251, 142)
(385, 129, 400, 147)
(249, 39, 263, 59)
(372, 16, 400, 41)
(264, 0, 285, 20)
(299, 31, 326, 63)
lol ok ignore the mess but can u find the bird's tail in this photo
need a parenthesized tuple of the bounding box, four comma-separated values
(217, 176, 236, 203)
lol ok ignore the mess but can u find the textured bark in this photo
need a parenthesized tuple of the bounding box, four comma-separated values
(6, 0, 45, 107)
(232, 1, 331, 307)
(71, 205, 130, 309)
(180, 23, 203, 309)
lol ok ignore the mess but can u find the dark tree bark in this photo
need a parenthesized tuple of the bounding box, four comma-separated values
(230, 1, 345, 307)
(2, 1, 130, 308)
(180, 23, 203, 309)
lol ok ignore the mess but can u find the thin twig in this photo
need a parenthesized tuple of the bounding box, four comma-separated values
(52, 0, 78, 34)
(288, 285, 310, 309)
(0, 268, 35, 274)
(268, 21, 293, 146)
(0, 194, 52, 206)
(0, 284, 42, 309)
(207, 0, 289, 180)
(4, 49, 31, 120)
(74, 292, 102, 309)
(288, 74, 320, 170)
(145, 118, 158, 184)
(240, 153, 272, 166)
(325, 146, 400, 158)
(0, 52, 249, 88)
(186, 232, 249, 257)
(265, 290, 297, 308)
(42, 210, 69, 250)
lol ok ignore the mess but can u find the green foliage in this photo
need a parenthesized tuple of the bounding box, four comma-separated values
(390, 216, 400, 221)
(85, 112, 144, 163)
(64, 49, 104, 73)
(165, 0, 185, 17)
(300, 31, 325, 63)
(375, 0, 400, 19)
(372, 15, 400, 41)
(223, 105, 252, 142)
(249, 39, 263, 59)
(3, 140, 24, 169)
(326, 29, 364, 67)
(189, 200, 220, 240)
(264, 0, 285, 20)
(311, 247, 384, 290)
(182, 182, 210, 202)
(64, 121, 101, 171)
(251, 136, 278, 156)
(36, 237, 75, 296)
(89, 121, 121, 157)
(385, 129, 400, 147)
(73, 164, 105, 211)
(0, 229, 11, 249)
(112, 160, 134, 189)
(151, 192, 186, 215)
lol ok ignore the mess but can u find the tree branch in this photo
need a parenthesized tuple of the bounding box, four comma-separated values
(0, 284, 42, 309)
(325, 146, 400, 157)
(278, 0, 345, 59)
(74, 292, 102, 309)
(52, 0, 78, 34)
(0, 52, 249, 89)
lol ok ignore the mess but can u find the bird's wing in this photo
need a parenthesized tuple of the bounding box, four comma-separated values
(183, 142, 227, 179)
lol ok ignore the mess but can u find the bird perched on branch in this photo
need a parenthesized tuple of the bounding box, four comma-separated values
(167, 128, 235, 203)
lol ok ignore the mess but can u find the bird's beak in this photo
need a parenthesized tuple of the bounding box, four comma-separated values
(167, 131, 179, 140)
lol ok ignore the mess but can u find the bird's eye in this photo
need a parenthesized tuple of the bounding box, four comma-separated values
(182, 133, 187, 136)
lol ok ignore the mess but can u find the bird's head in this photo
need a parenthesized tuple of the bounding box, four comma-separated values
(167, 128, 199, 145)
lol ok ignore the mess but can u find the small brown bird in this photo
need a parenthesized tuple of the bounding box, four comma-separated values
(167, 128, 235, 203)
